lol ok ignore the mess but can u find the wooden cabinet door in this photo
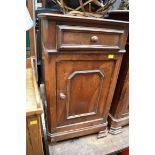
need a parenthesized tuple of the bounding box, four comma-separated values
(56, 60, 115, 127)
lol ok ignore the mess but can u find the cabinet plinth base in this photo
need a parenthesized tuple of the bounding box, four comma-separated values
(97, 128, 108, 138)
(108, 114, 129, 135)
(109, 127, 122, 135)
(48, 123, 107, 142)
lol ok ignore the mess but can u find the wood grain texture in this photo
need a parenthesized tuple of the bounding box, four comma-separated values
(38, 13, 128, 52)
(26, 123, 33, 155)
(56, 60, 114, 127)
(26, 58, 42, 116)
(39, 13, 128, 142)
(38, 13, 129, 26)
(26, 58, 44, 155)
(107, 10, 129, 134)
(57, 25, 124, 50)
(26, 116, 43, 155)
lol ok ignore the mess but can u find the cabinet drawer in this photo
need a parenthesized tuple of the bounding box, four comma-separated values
(57, 25, 124, 51)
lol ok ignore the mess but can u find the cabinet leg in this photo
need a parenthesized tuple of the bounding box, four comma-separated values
(97, 128, 108, 138)
(109, 126, 122, 135)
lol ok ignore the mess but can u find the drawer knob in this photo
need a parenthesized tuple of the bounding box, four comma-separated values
(91, 36, 98, 42)
(59, 93, 66, 99)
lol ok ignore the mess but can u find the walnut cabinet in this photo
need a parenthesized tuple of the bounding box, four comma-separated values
(38, 13, 128, 142)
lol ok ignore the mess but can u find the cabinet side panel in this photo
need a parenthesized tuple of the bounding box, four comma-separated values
(26, 116, 43, 155)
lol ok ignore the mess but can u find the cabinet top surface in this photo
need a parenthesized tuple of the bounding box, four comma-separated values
(38, 13, 128, 26)
(26, 68, 37, 112)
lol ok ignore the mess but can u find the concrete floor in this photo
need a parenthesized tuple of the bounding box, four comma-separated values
(40, 84, 128, 155)
(48, 126, 128, 155)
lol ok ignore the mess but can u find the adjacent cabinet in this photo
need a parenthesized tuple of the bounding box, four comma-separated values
(106, 11, 129, 134)
(26, 58, 44, 155)
(38, 13, 128, 142)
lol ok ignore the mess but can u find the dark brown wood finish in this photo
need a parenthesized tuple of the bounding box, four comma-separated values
(106, 10, 129, 135)
(38, 13, 128, 142)
(57, 25, 124, 50)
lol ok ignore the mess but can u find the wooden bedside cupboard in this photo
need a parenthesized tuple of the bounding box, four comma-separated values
(38, 13, 128, 142)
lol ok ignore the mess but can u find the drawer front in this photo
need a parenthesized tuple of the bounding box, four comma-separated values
(57, 25, 124, 51)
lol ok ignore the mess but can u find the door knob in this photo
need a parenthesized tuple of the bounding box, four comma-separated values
(91, 35, 98, 42)
(59, 93, 66, 99)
